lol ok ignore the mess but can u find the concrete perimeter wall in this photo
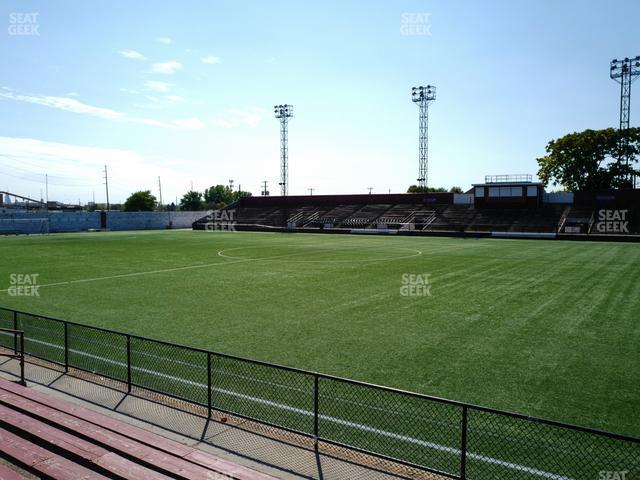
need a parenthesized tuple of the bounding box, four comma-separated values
(106, 211, 203, 231)
(0, 210, 204, 233)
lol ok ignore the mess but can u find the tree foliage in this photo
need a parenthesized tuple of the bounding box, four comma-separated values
(203, 185, 252, 208)
(407, 185, 448, 193)
(179, 190, 204, 211)
(123, 190, 157, 212)
(536, 127, 640, 191)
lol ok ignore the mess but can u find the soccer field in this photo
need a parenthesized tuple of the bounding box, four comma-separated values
(0, 230, 638, 436)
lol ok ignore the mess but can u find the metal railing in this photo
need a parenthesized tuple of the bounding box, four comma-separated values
(484, 174, 533, 184)
(0, 306, 637, 479)
(0, 326, 25, 386)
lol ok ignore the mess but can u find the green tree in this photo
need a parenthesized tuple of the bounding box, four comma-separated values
(449, 186, 464, 194)
(123, 190, 157, 212)
(204, 185, 234, 205)
(536, 127, 640, 191)
(407, 185, 448, 193)
(231, 190, 252, 202)
(180, 190, 204, 210)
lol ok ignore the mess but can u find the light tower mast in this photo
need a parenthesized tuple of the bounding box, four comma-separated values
(610, 56, 640, 187)
(411, 85, 436, 189)
(274, 104, 293, 196)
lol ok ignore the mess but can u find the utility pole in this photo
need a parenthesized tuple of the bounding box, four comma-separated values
(367, 187, 373, 194)
(158, 176, 163, 211)
(308, 188, 314, 196)
(103, 165, 110, 211)
(261, 180, 269, 196)
(45, 174, 49, 210)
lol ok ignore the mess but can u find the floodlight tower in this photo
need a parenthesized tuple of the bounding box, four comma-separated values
(274, 104, 293, 196)
(411, 86, 436, 189)
(610, 57, 640, 130)
(610, 57, 640, 186)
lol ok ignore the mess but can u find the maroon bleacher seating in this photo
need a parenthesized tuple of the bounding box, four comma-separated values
(0, 378, 275, 480)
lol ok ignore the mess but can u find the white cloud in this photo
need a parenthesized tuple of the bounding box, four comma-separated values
(173, 118, 205, 129)
(65, 92, 79, 97)
(0, 136, 201, 204)
(144, 81, 173, 92)
(166, 95, 180, 102)
(0, 89, 204, 130)
(229, 108, 263, 127)
(202, 56, 221, 64)
(216, 108, 265, 128)
(119, 49, 147, 61)
(151, 61, 182, 74)
(0, 91, 124, 121)
(156, 37, 172, 45)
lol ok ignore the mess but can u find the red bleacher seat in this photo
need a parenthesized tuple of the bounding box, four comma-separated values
(0, 378, 275, 480)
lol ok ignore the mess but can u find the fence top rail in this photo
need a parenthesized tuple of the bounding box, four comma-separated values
(0, 327, 23, 334)
(1, 305, 638, 443)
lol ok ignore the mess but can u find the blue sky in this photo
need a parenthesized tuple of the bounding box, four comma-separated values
(0, 0, 638, 204)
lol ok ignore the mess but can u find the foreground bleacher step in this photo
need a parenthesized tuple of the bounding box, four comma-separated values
(0, 379, 276, 480)
(0, 462, 29, 480)
(0, 427, 109, 480)
(0, 405, 172, 480)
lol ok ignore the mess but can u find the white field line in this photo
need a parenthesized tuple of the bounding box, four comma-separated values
(0, 242, 424, 293)
(10, 336, 574, 480)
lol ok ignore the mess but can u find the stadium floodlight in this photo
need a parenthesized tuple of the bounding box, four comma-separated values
(610, 56, 640, 186)
(411, 85, 436, 189)
(610, 57, 640, 130)
(274, 104, 293, 196)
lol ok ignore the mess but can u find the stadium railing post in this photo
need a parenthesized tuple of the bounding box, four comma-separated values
(207, 352, 212, 418)
(460, 405, 468, 479)
(313, 374, 319, 452)
(126, 334, 132, 393)
(19, 331, 25, 386)
(63, 322, 69, 373)
(12, 310, 18, 355)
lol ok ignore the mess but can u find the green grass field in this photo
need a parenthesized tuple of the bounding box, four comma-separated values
(0, 229, 638, 437)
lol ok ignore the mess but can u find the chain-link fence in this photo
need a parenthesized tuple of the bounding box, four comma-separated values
(0, 306, 637, 479)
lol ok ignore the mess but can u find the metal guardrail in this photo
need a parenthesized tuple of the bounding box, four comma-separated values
(0, 306, 637, 479)
(484, 174, 533, 184)
(0, 327, 25, 386)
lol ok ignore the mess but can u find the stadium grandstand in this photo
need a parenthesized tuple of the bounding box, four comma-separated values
(193, 175, 640, 239)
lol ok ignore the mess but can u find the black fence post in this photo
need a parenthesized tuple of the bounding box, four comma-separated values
(207, 352, 212, 418)
(126, 335, 132, 393)
(313, 374, 319, 452)
(460, 405, 468, 479)
(19, 332, 25, 386)
(63, 322, 69, 373)
(12, 310, 18, 355)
